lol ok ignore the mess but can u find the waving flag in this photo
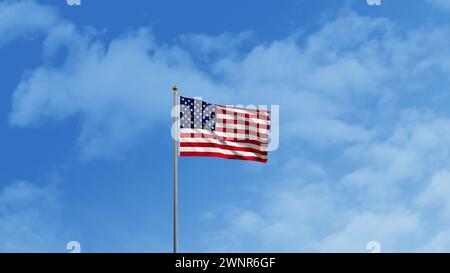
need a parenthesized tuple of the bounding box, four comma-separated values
(178, 96, 270, 163)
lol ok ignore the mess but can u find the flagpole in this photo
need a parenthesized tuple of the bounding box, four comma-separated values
(172, 84, 179, 254)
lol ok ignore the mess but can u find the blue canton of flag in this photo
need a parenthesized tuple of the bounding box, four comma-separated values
(179, 96, 216, 131)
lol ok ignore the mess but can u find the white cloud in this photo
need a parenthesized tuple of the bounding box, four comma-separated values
(202, 180, 341, 252)
(179, 31, 254, 56)
(286, 118, 373, 146)
(422, 229, 450, 251)
(342, 113, 450, 204)
(195, 13, 450, 252)
(417, 170, 450, 219)
(0, 180, 62, 252)
(427, 0, 450, 10)
(0, 0, 58, 47)
(9, 22, 234, 159)
(321, 210, 422, 252)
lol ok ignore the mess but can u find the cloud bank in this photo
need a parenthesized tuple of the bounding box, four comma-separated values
(0, 0, 58, 47)
(0, 180, 62, 252)
(427, 0, 450, 10)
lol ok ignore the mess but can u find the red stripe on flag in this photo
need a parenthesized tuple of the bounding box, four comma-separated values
(180, 152, 268, 163)
(180, 142, 268, 155)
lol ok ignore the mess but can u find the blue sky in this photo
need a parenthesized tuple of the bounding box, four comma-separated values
(2, 0, 450, 252)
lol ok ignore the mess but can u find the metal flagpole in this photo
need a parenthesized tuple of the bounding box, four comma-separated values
(172, 84, 179, 254)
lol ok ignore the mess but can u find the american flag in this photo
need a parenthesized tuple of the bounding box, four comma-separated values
(178, 96, 270, 163)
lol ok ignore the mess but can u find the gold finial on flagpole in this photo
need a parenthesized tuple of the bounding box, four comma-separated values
(172, 85, 178, 92)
